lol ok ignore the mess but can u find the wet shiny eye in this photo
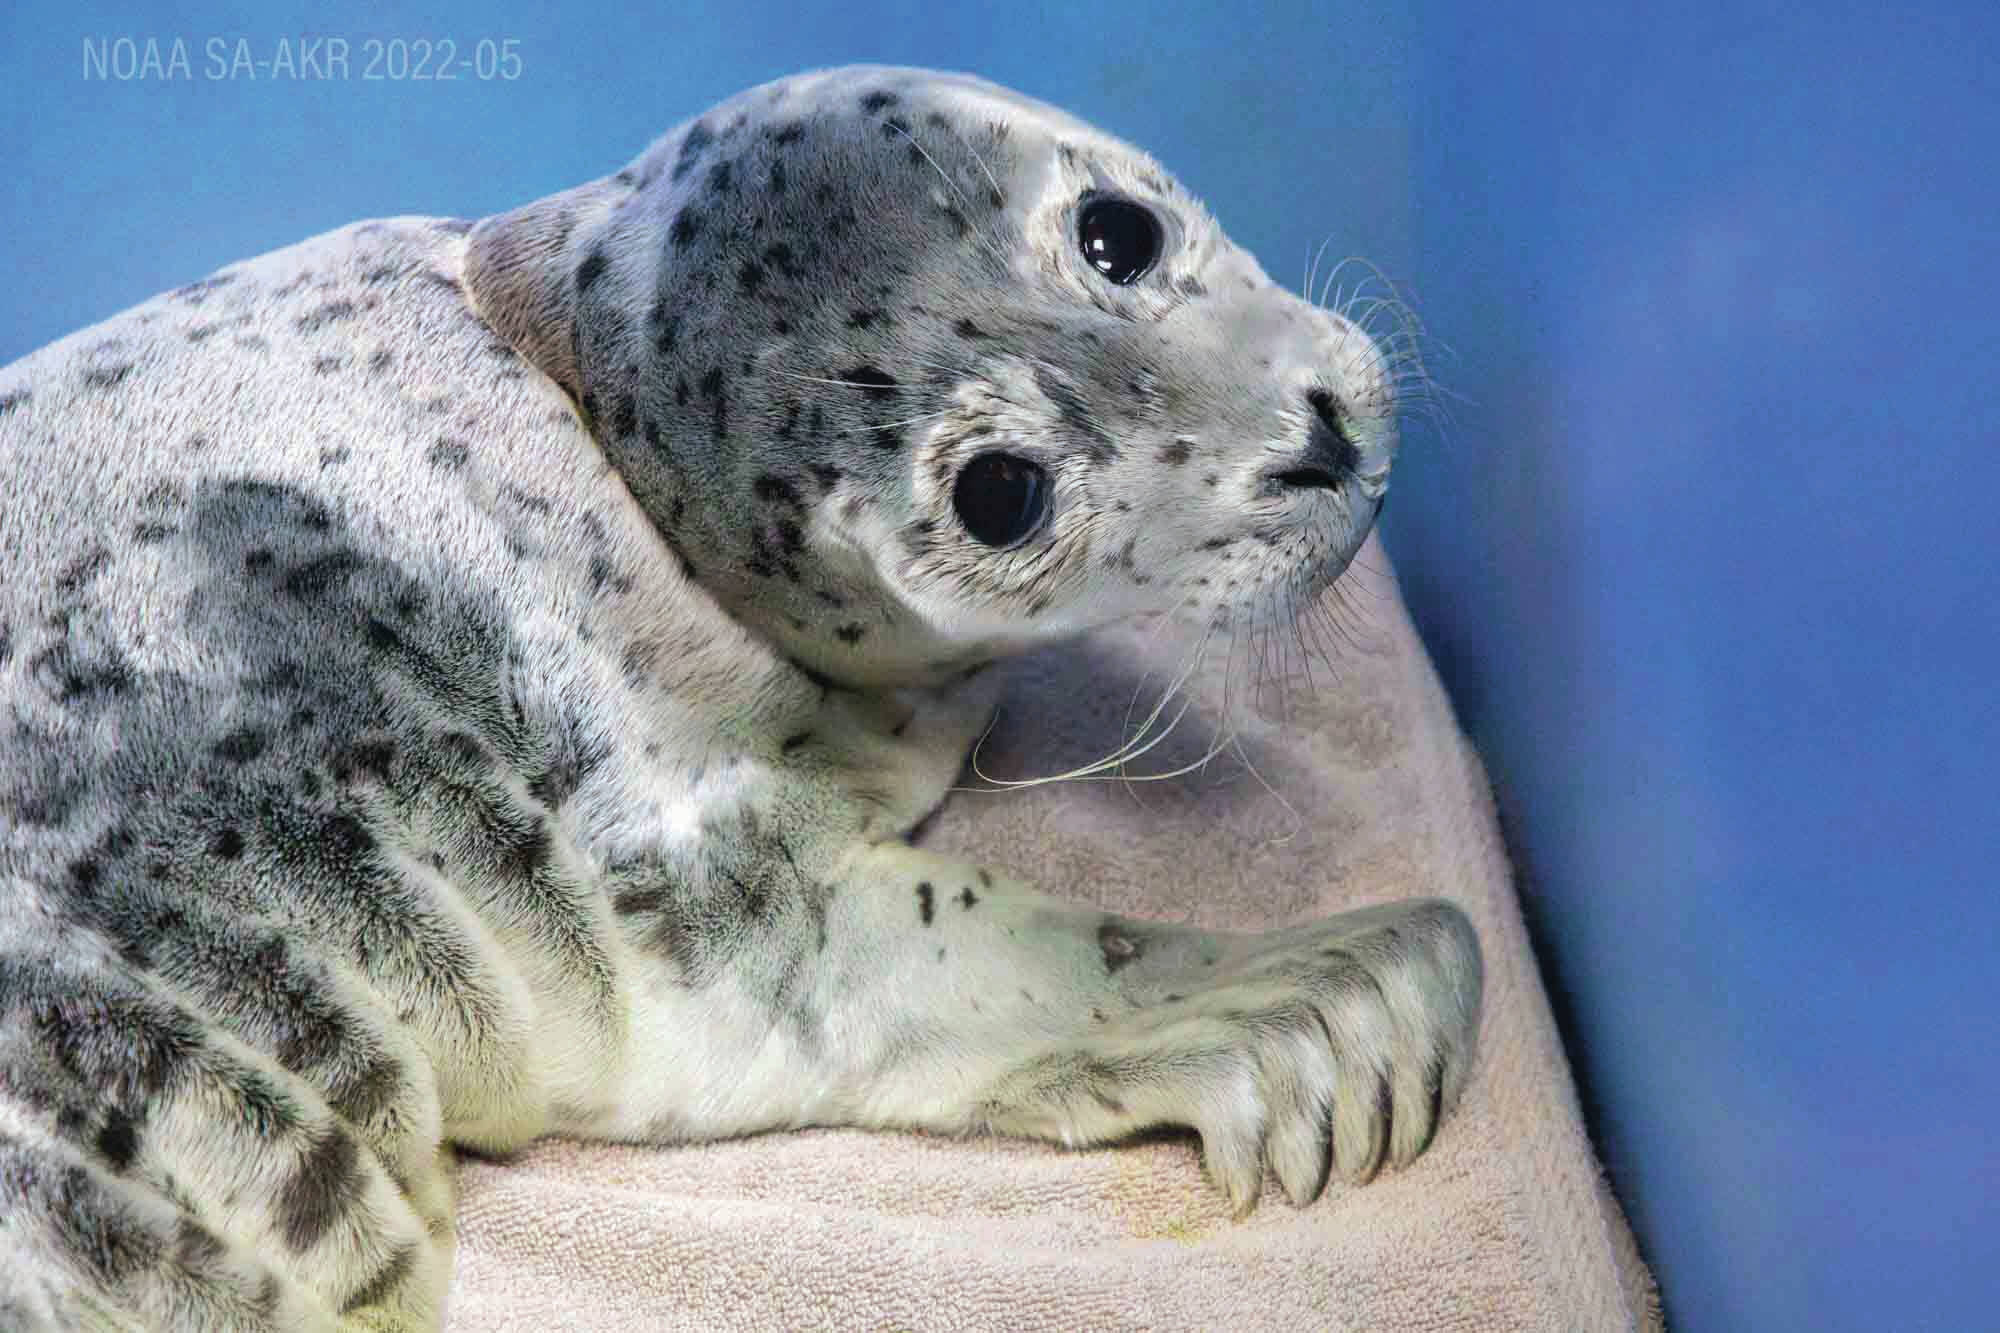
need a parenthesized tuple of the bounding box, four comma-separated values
(952, 452, 1049, 547)
(1078, 198, 1161, 285)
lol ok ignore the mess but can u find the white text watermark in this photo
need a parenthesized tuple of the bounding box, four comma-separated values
(81, 36, 525, 82)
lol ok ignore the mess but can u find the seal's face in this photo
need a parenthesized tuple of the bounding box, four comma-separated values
(468, 67, 1396, 687)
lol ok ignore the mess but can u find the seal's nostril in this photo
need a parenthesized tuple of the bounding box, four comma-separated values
(1306, 388, 1344, 436)
(1274, 389, 1361, 491)
(1274, 466, 1341, 490)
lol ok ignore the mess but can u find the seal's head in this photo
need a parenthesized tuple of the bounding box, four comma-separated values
(467, 66, 1397, 688)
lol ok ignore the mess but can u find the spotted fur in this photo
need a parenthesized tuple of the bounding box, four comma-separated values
(0, 67, 1478, 1330)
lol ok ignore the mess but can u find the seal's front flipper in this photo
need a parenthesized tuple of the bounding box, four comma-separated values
(786, 844, 1483, 1213)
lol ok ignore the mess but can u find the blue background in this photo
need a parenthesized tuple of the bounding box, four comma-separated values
(5, 2, 1995, 1327)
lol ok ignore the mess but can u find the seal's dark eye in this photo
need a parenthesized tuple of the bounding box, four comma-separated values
(952, 452, 1049, 547)
(1078, 198, 1161, 285)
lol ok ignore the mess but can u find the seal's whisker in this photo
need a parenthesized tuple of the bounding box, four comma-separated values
(1311, 272, 1458, 440)
(1318, 576, 1385, 659)
(870, 406, 960, 430)
(1250, 584, 1289, 725)
(1110, 616, 1240, 795)
(1304, 235, 1337, 305)
(1268, 563, 1298, 706)
(1264, 572, 1312, 712)
(1320, 255, 1401, 313)
(1188, 623, 1238, 787)
(883, 120, 1017, 274)
(1230, 726, 1307, 845)
(1174, 600, 1236, 773)
(1098, 720, 1239, 786)
(1340, 554, 1393, 595)
(1336, 597, 1381, 659)
(1251, 574, 1282, 724)
(1317, 256, 1360, 312)
(1107, 604, 1204, 788)
(1289, 599, 1334, 683)
(1343, 298, 1419, 352)
(966, 675, 1201, 788)
(962, 628, 1213, 790)
(946, 124, 1011, 221)
(1121, 589, 1207, 747)
(1303, 590, 1356, 673)
(1286, 580, 1325, 705)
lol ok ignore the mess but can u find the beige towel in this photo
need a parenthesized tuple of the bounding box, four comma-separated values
(445, 536, 1660, 1331)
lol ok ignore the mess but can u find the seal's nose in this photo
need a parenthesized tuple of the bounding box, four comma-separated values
(1271, 389, 1361, 491)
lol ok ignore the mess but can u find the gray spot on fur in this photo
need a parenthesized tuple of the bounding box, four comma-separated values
(426, 437, 471, 469)
(277, 1127, 362, 1251)
(295, 301, 357, 333)
(1098, 921, 1142, 973)
(343, 1242, 417, 1313)
(82, 364, 135, 390)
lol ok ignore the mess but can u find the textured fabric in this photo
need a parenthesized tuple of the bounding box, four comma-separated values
(445, 535, 1661, 1331)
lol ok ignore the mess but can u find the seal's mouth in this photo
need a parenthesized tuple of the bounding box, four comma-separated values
(1256, 388, 1370, 499)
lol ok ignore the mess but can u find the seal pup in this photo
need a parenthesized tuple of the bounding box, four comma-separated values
(0, 65, 1479, 1328)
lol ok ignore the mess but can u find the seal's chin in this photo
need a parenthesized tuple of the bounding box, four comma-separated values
(1289, 537, 1364, 610)
(1174, 504, 1378, 639)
